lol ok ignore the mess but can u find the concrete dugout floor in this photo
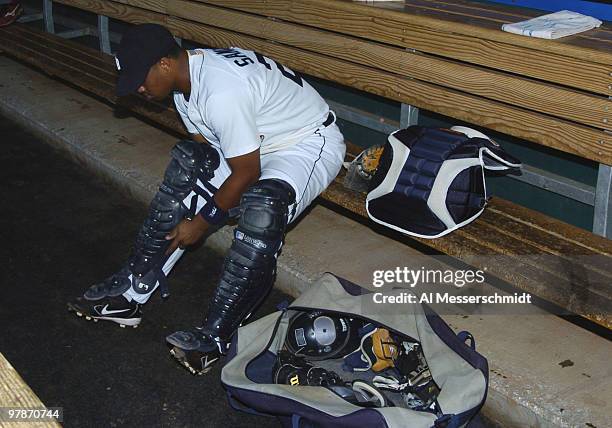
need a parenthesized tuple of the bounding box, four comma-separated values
(0, 114, 287, 427)
(0, 56, 610, 428)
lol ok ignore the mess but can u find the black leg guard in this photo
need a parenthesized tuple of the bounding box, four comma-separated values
(203, 179, 296, 340)
(83, 140, 220, 302)
(166, 179, 295, 374)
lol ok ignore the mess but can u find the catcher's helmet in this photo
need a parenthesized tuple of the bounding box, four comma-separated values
(285, 311, 361, 360)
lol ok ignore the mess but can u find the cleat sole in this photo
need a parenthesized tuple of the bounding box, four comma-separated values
(169, 346, 215, 376)
(68, 304, 141, 328)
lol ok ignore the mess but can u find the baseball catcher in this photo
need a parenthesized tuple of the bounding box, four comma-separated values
(67, 24, 345, 375)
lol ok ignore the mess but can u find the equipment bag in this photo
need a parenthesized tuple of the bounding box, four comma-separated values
(366, 126, 521, 239)
(222, 273, 489, 428)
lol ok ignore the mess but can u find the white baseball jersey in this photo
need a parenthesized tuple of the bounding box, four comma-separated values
(173, 48, 330, 158)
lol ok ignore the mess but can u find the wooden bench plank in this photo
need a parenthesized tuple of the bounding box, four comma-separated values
(7, 26, 116, 81)
(374, 0, 612, 56)
(464, 208, 611, 258)
(168, 0, 610, 131)
(113, 0, 166, 14)
(49, 0, 612, 162)
(374, 0, 612, 67)
(0, 26, 184, 132)
(454, 231, 610, 329)
(137, 0, 612, 59)
(401, 0, 547, 23)
(54, 0, 167, 26)
(467, 216, 612, 286)
(197, 0, 611, 95)
(9, 23, 115, 68)
(450, 223, 610, 327)
(0, 30, 115, 95)
(489, 198, 612, 256)
(462, 221, 610, 298)
(0, 353, 61, 427)
(344, 0, 612, 64)
(166, 16, 612, 164)
(382, 1, 612, 38)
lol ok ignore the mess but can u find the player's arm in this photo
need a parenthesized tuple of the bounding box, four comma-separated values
(187, 132, 260, 208)
(190, 133, 208, 144)
(213, 148, 261, 211)
(164, 148, 260, 255)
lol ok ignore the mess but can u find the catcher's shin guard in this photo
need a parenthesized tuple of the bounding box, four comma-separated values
(205, 179, 296, 340)
(84, 140, 221, 304)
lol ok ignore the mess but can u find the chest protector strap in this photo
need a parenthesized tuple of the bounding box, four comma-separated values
(366, 126, 521, 239)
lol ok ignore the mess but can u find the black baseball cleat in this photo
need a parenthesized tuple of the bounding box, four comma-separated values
(166, 327, 229, 375)
(67, 295, 142, 328)
(68, 266, 143, 328)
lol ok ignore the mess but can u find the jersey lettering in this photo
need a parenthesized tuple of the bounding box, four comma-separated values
(212, 48, 255, 67)
(214, 49, 304, 85)
(254, 52, 272, 70)
(234, 57, 255, 67)
(255, 52, 303, 87)
(212, 48, 237, 56)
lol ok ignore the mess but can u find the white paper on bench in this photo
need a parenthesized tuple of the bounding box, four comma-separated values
(502, 10, 602, 39)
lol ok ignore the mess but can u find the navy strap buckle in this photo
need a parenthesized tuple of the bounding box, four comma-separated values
(434, 414, 453, 427)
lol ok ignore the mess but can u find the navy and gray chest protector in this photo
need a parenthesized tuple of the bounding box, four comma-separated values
(366, 126, 521, 239)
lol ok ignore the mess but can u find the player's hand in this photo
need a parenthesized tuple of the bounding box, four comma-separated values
(165, 216, 209, 254)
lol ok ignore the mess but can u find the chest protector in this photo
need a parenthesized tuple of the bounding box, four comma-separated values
(366, 126, 521, 239)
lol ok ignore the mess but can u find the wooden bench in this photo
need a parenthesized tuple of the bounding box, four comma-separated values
(0, 353, 62, 427)
(1, 0, 611, 329)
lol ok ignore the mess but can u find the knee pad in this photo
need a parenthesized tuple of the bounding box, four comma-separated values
(127, 140, 220, 299)
(204, 179, 296, 339)
(238, 179, 296, 245)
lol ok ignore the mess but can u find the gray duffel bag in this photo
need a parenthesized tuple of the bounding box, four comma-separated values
(222, 273, 489, 428)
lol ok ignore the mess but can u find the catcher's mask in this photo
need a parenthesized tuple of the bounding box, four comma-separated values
(285, 311, 361, 361)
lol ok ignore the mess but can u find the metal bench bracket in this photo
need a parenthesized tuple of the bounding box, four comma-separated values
(98, 15, 111, 53)
(400, 103, 419, 127)
(593, 163, 612, 238)
(43, 0, 54, 33)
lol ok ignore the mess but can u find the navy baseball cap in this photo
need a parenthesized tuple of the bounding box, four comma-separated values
(115, 24, 178, 97)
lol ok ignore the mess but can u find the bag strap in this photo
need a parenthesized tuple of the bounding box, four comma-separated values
(434, 414, 453, 427)
(480, 140, 522, 171)
(456, 331, 476, 350)
(291, 414, 320, 428)
(428, 327, 477, 428)
(226, 391, 272, 417)
(276, 300, 290, 311)
(435, 410, 484, 428)
(291, 414, 301, 428)
(450, 125, 521, 171)
(434, 414, 464, 428)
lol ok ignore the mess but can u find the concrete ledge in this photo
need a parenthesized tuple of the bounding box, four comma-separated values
(1, 56, 610, 428)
